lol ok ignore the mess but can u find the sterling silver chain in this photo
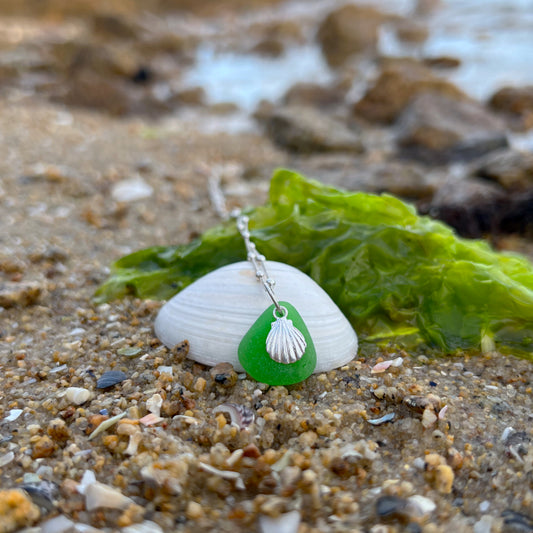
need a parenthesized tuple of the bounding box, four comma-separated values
(235, 214, 285, 316)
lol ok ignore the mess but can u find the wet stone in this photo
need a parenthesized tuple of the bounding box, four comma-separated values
(472, 149, 533, 192)
(397, 92, 508, 164)
(317, 4, 390, 66)
(264, 106, 364, 154)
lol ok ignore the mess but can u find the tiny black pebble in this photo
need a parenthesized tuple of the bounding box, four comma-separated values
(429, 380, 437, 387)
(131, 66, 152, 84)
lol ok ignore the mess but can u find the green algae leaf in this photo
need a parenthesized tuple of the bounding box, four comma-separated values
(96, 169, 533, 357)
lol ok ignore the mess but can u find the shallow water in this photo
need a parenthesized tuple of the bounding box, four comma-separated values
(183, 43, 334, 113)
(183, 0, 533, 110)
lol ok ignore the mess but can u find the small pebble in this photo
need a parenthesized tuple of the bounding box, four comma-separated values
(0, 489, 41, 532)
(186, 501, 204, 520)
(32, 436, 56, 459)
(47, 418, 71, 443)
(479, 500, 490, 513)
(210, 362, 238, 387)
(111, 177, 153, 202)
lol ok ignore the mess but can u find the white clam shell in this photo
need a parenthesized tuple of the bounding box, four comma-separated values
(154, 261, 358, 373)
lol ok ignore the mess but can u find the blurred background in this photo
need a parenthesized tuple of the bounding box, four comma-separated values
(1, 0, 532, 246)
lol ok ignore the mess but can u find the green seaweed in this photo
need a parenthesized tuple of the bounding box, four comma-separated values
(96, 169, 533, 357)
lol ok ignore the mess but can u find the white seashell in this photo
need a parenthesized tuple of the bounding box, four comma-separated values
(154, 261, 357, 373)
(266, 314, 306, 364)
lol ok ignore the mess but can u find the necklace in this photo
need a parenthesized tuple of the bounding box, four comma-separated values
(234, 212, 317, 385)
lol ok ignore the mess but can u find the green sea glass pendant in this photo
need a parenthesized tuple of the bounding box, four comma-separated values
(238, 301, 316, 386)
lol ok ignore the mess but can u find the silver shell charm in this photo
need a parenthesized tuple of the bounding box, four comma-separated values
(266, 309, 307, 364)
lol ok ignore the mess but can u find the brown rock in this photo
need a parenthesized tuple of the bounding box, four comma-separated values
(264, 106, 364, 154)
(305, 158, 435, 200)
(397, 92, 508, 164)
(473, 149, 533, 192)
(32, 435, 56, 459)
(0, 490, 40, 533)
(489, 85, 533, 129)
(283, 82, 346, 109)
(317, 5, 390, 66)
(353, 59, 467, 124)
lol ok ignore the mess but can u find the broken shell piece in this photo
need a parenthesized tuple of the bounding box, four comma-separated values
(88, 412, 126, 441)
(85, 481, 134, 511)
(146, 393, 163, 417)
(371, 357, 403, 374)
(77, 470, 96, 495)
(368, 412, 395, 425)
(258, 510, 301, 533)
(139, 413, 164, 426)
(213, 403, 254, 430)
(173, 415, 200, 425)
(4, 409, 23, 423)
(438, 405, 448, 420)
(197, 462, 241, 480)
(117, 421, 142, 456)
(198, 462, 245, 490)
